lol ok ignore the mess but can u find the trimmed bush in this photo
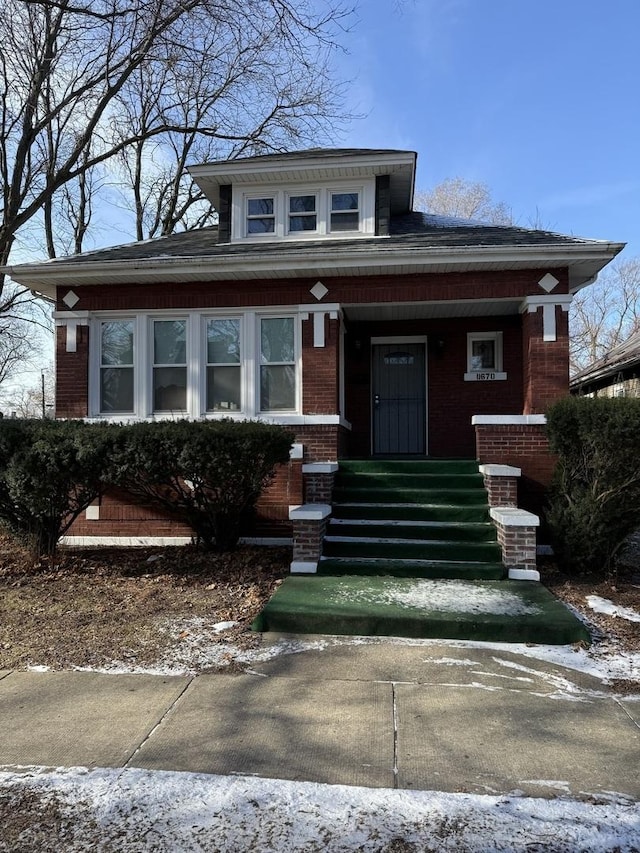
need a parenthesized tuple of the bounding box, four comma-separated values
(111, 419, 292, 551)
(546, 396, 640, 575)
(0, 419, 120, 558)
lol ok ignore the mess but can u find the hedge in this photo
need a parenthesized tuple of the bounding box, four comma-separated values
(546, 396, 640, 575)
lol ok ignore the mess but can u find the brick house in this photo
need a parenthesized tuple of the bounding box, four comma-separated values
(571, 330, 640, 398)
(3, 148, 623, 545)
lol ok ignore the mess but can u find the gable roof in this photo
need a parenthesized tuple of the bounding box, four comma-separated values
(570, 330, 640, 392)
(2, 211, 624, 300)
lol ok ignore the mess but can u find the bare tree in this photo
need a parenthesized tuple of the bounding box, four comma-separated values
(570, 257, 640, 373)
(0, 362, 55, 418)
(414, 177, 514, 225)
(0, 0, 353, 281)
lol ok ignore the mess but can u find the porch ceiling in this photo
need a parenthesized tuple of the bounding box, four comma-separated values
(342, 298, 522, 322)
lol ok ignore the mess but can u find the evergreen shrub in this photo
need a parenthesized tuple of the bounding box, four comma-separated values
(0, 419, 119, 558)
(546, 396, 640, 575)
(111, 419, 292, 551)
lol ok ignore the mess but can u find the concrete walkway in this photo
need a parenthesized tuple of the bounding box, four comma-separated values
(1, 642, 639, 800)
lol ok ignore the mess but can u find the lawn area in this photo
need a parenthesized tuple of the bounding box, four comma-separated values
(0, 530, 639, 680)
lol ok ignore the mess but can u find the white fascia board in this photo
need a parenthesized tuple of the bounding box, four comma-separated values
(3, 241, 626, 299)
(189, 150, 417, 182)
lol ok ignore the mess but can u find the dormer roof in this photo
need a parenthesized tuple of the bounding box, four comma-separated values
(189, 148, 417, 215)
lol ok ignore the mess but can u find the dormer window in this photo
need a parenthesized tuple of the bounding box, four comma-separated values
(288, 194, 317, 233)
(330, 191, 360, 232)
(234, 183, 372, 241)
(246, 197, 275, 234)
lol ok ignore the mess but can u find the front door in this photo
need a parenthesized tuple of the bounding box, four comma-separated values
(372, 341, 427, 455)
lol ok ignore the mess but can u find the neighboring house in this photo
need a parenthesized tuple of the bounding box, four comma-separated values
(2, 148, 624, 543)
(570, 330, 640, 398)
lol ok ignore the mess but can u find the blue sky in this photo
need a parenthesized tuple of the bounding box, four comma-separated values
(337, 0, 640, 256)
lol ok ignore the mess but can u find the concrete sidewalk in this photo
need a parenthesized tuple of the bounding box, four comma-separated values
(0, 642, 638, 800)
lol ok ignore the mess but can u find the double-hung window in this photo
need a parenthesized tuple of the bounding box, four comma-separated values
(288, 194, 317, 233)
(246, 197, 275, 235)
(206, 318, 241, 411)
(100, 320, 134, 413)
(260, 317, 296, 411)
(153, 319, 187, 412)
(330, 191, 360, 232)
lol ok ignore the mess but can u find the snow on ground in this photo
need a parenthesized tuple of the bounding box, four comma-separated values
(1, 765, 639, 853)
(331, 578, 542, 616)
(587, 594, 640, 623)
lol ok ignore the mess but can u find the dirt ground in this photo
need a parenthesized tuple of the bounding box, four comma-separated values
(0, 531, 638, 675)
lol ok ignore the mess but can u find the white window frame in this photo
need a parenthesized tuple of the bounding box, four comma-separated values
(98, 318, 136, 415)
(150, 317, 189, 415)
(329, 189, 361, 234)
(203, 315, 243, 414)
(89, 309, 307, 421)
(232, 180, 375, 242)
(464, 332, 507, 382)
(286, 191, 319, 236)
(258, 313, 300, 414)
(245, 195, 276, 237)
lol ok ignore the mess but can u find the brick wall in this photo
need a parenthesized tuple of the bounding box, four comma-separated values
(522, 305, 570, 413)
(345, 315, 524, 458)
(56, 325, 89, 418)
(55, 268, 569, 314)
(475, 422, 556, 518)
(302, 315, 339, 414)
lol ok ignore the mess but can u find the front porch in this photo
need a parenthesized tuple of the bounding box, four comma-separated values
(255, 458, 588, 645)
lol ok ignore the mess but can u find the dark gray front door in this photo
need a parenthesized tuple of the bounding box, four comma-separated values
(372, 342, 426, 455)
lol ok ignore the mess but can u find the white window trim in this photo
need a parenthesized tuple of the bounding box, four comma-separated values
(203, 315, 243, 415)
(96, 318, 136, 416)
(286, 191, 319, 236)
(232, 179, 375, 242)
(150, 316, 189, 415)
(245, 195, 276, 237)
(464, 331, 507, 382)
(257, 313, 301, 415)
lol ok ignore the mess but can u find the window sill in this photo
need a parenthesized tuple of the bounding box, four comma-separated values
(463, 372, 507, 382)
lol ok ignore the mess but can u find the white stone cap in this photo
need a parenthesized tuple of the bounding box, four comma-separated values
(479, 464, 522, 478)
(290, 561, 318, 574)
(508, 568, 541, 582)
(490, 507, 540, 527)
(301, 462, 339, 474)
(289, 503, 332, 521)
(472, 414, 547, 426)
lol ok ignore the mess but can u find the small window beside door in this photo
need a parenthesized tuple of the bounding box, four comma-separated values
(464, 332, 507, 381)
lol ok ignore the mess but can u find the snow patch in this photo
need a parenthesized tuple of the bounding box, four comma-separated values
(587, 595, 640, 623)
(0, 766, 638, 852)
(332, 578, 542, 616)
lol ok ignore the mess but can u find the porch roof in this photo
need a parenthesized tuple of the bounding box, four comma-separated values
(3, 212, 624, 300)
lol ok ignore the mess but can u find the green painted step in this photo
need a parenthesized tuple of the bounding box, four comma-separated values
(338, 459, 480, 474)
(322, 537, 503, 562)
(331, 503, 491, 523)
(327, 520, 497, 543)
(332, 487, 489, 505)
(251, 575, 591, 646)
(318, 557, 506, 580)
(335, 472, 484, 490)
